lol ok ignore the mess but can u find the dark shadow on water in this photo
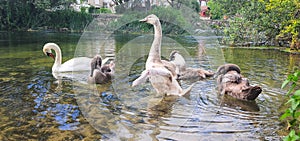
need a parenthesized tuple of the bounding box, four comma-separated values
(147, 95, 180, 119)
(219, 94, 260, 112)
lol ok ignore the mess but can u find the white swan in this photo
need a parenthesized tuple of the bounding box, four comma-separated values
(87, 55, 115, 84)
(42, 43, 92, 73)
(132, 14, 193, 96)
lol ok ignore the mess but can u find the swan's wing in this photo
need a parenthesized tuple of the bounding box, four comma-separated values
(162, 60, 177, 77)
(179, 83, 195, 96)
(148, 67, 172, 77)
(60, 57, 91, 72)
(132, 70, 149, 87)
(132, 68, 172, 87)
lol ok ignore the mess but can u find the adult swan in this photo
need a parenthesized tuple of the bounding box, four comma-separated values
(132, 14, 193, 96)
(43, 43, 91, 73)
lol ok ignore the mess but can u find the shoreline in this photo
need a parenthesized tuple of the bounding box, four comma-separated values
(1, 30, 298, 54)
(221, 46, 300, 54)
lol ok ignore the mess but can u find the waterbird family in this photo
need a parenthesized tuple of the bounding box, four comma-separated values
(43, 14, 262, 101)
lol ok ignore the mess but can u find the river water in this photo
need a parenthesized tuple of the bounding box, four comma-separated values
(0, 31, 299, 140)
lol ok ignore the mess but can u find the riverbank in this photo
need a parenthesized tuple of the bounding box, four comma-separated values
(220, 45, 300, 54)
(2, 29, 298, 55)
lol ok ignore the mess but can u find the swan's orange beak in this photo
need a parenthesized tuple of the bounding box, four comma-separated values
(46, 52, 55, 60)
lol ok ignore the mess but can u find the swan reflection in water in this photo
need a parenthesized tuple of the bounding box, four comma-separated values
(218, 94, 260, 112)
(147, 95, 189, 122)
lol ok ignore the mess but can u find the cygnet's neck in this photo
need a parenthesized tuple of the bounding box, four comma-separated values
(147, 21, 162, 67)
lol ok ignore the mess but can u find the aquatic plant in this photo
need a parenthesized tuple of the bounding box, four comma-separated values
(281, 70, 300, 141)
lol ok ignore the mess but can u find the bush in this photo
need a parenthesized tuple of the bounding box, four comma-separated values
(88, 6, 96, 13)
(281, 70, 300, 141)
(222, 17, 267, 46)
(0, 1, 49, 30)
(0, 1, 93, 32)
(99, 8, 112, 13)
(80, 7, 87, 13)
(110, 6, 193, 35)
(208, 0, 300, 47)
(48, 10, 93, 31)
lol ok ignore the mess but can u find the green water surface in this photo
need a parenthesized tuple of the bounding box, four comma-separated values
(0, 31, 299, 140)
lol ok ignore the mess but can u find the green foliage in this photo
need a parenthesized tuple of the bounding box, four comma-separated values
(32, 0, 51, 9)
(0, 0, 49, 30)
(165, 0, 199, 13)
(281, 70, 300, 141)
(108, 11, 148, 33)
(223, 17, 267, 46)
(48, 0, 75, 7)
(209, 0, 300, 47)
(207, 0, 223, 19)
(208, 0, 250, 20)
(221, 1, 269, 46)
(151, 6, 191, 34)
(80, 7, 87, 13)
(99, 8, 112, 13)
(282, 71, 300, 94)
(88, 6, 97, 13)
(49, 10, 93, 31)
(89, 7, 112, 14)
(191, 0, 200, 13)
(262, 0, 300, 46)
(0, 0, 93, 31)
(110, 6, 192, 35)
(284, 130, 300, 141)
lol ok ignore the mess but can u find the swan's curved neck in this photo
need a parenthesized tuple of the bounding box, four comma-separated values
(51, 44, 62, 72)
(147, 21, 162, 65)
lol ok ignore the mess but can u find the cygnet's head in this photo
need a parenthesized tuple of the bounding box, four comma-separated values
(169, 50, 179, 61)
(91, 55, 102, 69)
(102, 61, 115, 73)
(222, 70, 241, 83)
(101, 61, 115, 80)
(169, 50, 186, 67)
(90, 55, 102, 77)
(101, 65, 111, 73)
(214, 64, 241, 78)
(139, 14, 160, 25)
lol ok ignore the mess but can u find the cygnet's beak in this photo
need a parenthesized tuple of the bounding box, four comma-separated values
(46, 52, 55, 60)
(139, 18, 147, 22)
